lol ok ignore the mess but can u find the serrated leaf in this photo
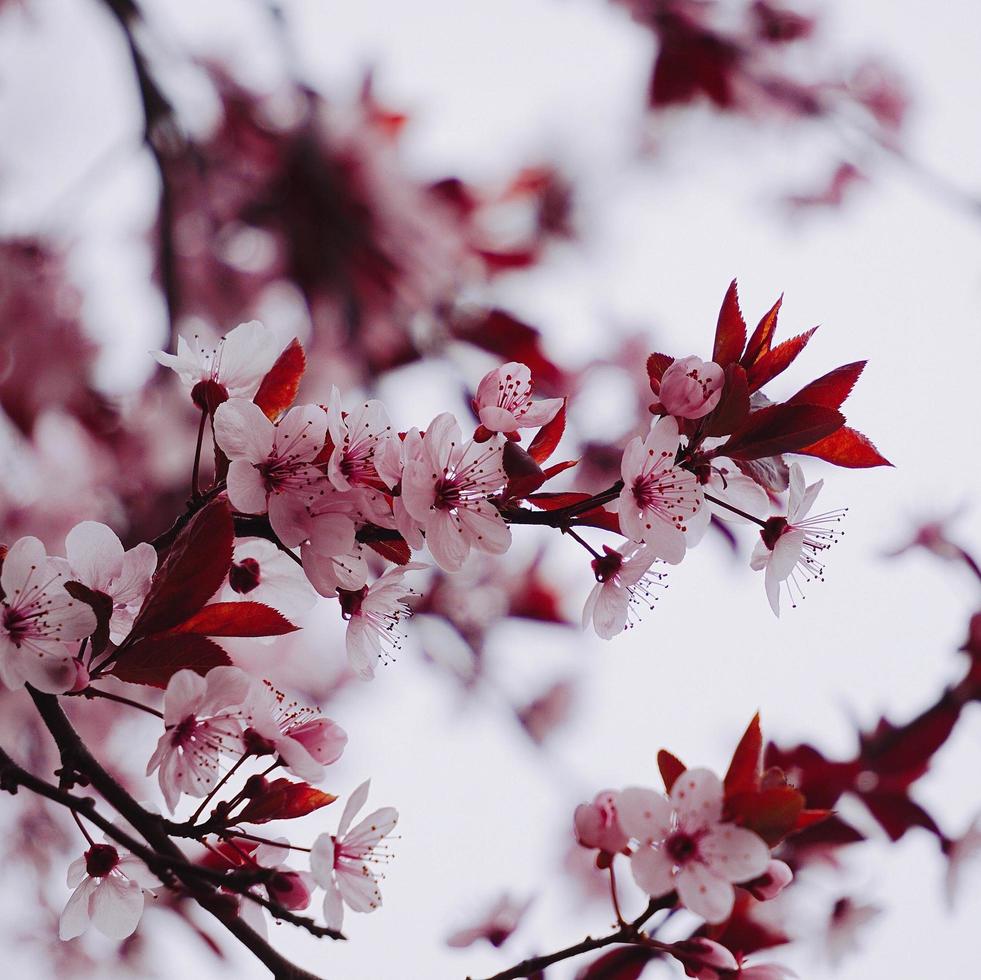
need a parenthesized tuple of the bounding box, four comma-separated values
(237, 778, 337, 824)
(746, 327, 818, 391)
(109, 634, 230, 688)
(702, 363, 749, 437)
(713, 279, 747, 367)
(254, 338, 306, 421)
(132, 499, 234, 638)
(646, 352, 674, 394)
(796, 425, 892, 468)
(787, 361, 866, 410)
(170, 602, 298, 637)
(718, 404, 844, 461)
(527, 399, 566, 464)
(741, 295, 783, 368)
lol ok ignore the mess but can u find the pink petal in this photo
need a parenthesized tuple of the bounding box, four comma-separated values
(215, 320, 280, 396)
(676, 863, 734, 923)
(213, 398, 275, 462)
(59, 878, 96, 940)
(65, 521, 124, 593)
(309, 834, 336, 888)
(457, 501, 512, 556)
(426, 510, 471, 572)
(617, 787, 674, 843)
(162, 670, 206, 725)
(273, 404, 329, 462)
(701, 824, 770, 882)
(269, 490, 313, 548)
(226, 460, 269, 515)
(0, 536, 47, 598)
(589, 581, 629, 639)
(322, 878, 345, 930)
(90, 875, 144, 940)
(336, 864, 383, 914)
(630, 846, 676, 898)
(478, 406, 520, 432)
(338, 781, 371, 837)
(670, 768, 724, 826)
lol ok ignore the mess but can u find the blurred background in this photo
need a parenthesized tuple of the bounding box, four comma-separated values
(1, 0, 980, 977)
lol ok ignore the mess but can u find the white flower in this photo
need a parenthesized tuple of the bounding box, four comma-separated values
(0, 536, 96, 693)
(618, 769, 770, 923)
(581, 543, 666, 639)
(145, 667, 251, 811)
(64, 521, 157, 643)
(59, 844, 158, 941)
(749, 462, 845, 616)
(472, 361, 563, 435)
(310, 780, 398, 931)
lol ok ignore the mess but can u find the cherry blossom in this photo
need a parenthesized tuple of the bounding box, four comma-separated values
(472, 361, 563, 437)
(657, 355, 724, 419)
(325, 386, 402, 491)
(241, 681, 348, 781)
(152, 320, 281, 408)
(749, 462, 845, 615)
(669, 938, 739, 978)
(223, 537, 316, 621)
(64, 520, 157, 643)
(213, 399, 330, 547)
(301, 540, 369, 598)
(146, 667, 252, 811)
(310, 780, 398, 931)
(618, 768, 770, 923)
(574, 790, 630, 855)
(401, 412, 511, 572)
(59, 844, 158, 941)
(446, 894, 531, 948)
(0, 536, 96, 693)
(618, 416, 703, 563)
(744, 859, 793, 901)
(582, 543, 666, 639)
(340, 563, 425, 680)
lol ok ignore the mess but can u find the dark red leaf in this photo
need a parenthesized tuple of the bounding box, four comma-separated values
(717, 404, 844, 461)
(503, 441, 546, 499)
(746, 327, 818, 391)
(253, 338, 306, 421)
(171, 602, 298, 638)
(528, 399, 567, 464)
(542, 459, 579, 480)
(702, 363, 750, 437)
(861, 792, 941, 842)
(794, 808, 833, 832)
(741, 295, 783, 368)
(237, 778, 337, 824)
(571, 509, 622, 534)
(109, 634, 231, 688)
(797, 425, 892, 468)
(657, 749, 687, 793)
(713, 279, 747, 367)
(787, 361, 865, 410)
(64, 581, 113, 657)
(727, 785, 804, 846)
(724, 714, 762, 797)
(366, 534, 412, 565)
(576, 946, 655, 980)
(525, 491, 592, 511)
(646, 353, 674, 394)
(133, 499, 234, 638)
(733, 454, 790, 493)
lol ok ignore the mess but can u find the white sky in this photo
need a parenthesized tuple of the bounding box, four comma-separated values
(1, 0, 980, 978)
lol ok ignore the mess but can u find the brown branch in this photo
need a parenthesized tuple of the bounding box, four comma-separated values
(26, 688, 333, 979)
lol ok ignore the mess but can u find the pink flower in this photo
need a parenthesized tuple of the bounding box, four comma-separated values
(618, 768, 770, 923)
(618, 416, 703, 563)
(743, 859, 793, 901)
(0, 536, 96, 693)
(152, 320, 281, 408)
(241, 681, 347, 781)
(582, 543, 666, 639)
(59, 844, 158, 941)
(213, 399, 330, 547)
(657, 356, 724, 420)
(64, 520, 157, 643)
(299, 487, 365, 596)
(446, 894, 531, 948)
(668, 938, 739, 979)
(574, 790, 630, 855)
(310, 780, 398, 931)
(749, 462, 845, 615)
(340, 563, 424, 680)
(146, 667, 252, 811)
(401, 413, 511, 571)
(223, 537, 316, 621)
(325, 386, 402, 491)
(473, 361, 563, 436)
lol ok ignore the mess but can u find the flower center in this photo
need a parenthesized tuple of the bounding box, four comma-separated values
(760, 515, 789, 550)
(338, 585, 369, 619)
(85, 843, 120, 878)
(2, 606, 27, 643)
(591, 550, 623, 583)
(433, 476, 462, 510)
(665, 830, 700, 865)
(229, 558, 261, 594)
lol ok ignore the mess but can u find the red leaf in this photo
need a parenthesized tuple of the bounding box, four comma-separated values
(794, 808, 833, 832)
(797, 425, 892, 468)
(237, 779, 337, 824)
(525, 491, 592, 512)
(366, 534, 412, 565)
(528, 399, 567, 464)
(746, 327, 818, 391)
(741, 295, 783, 368)
(861, 792, 941, 842)
(132, 499, 234, 638)
(713, 279, 747, 367)
(646, 352, 674, 394)
(717, 404, 844, 461)
(542, 459, 579, 480)
(109, 634, 231, 688)
(724, 714, 762, 797)
(171, 602, 298, 638)
(64, 582, 113, 658)
(702, 363, 750, 437)
(657, 749, 687, 793)
(503, 441, 546, 500)
(727, 785, 804, 846)
(787, 361, 865, 410)
(253, 339, 306, 421)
